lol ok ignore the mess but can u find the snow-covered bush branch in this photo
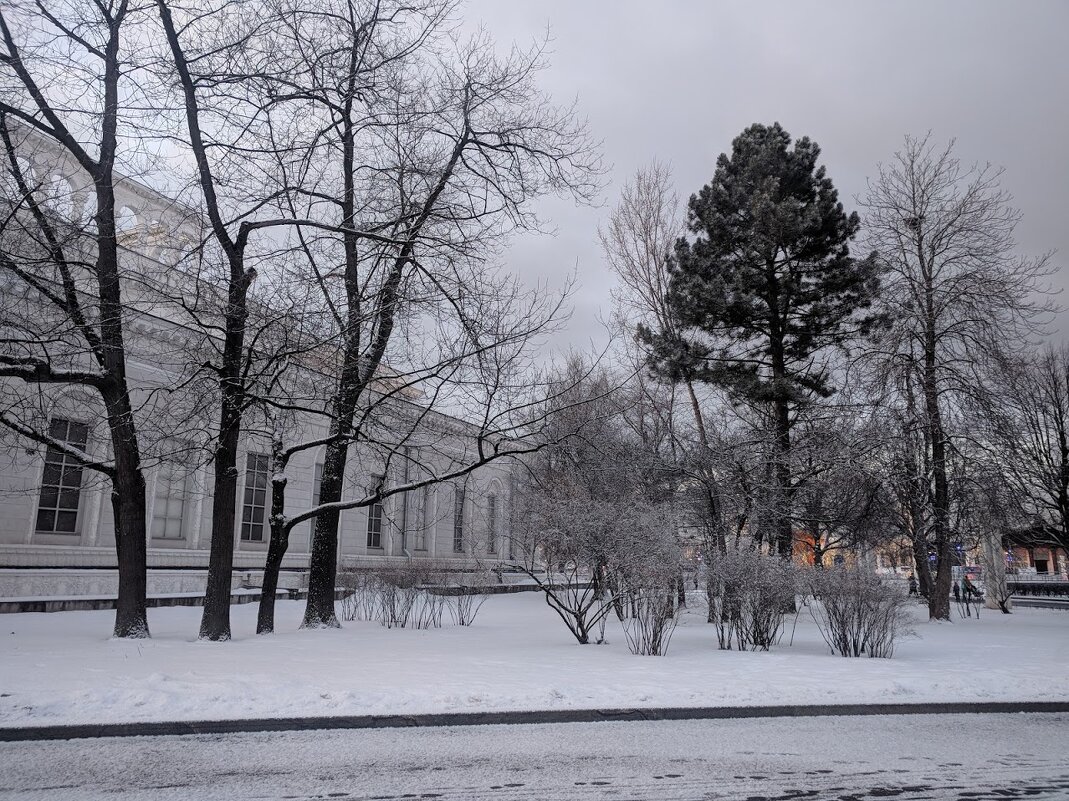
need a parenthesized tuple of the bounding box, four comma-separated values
(806, 565, 913, 658)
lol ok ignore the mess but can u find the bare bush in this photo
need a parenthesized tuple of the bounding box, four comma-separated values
(806, 565, 913, 658)
(706, 548, 796, 651)
(447, 591, 489, 627)
(339, 571, 381, 623)
(621, 586, 679, 656)
(616, 529, 682, 656)
(338, 564, 447, 629)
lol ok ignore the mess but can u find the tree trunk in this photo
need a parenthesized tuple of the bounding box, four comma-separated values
(257, 475, 289, 634)
(303, 438, 349, 628)
(302, 68, 468, 626)
(911, 534, 933, 599)
(923, 339, 952, 621)
(257, 537, 286, 634)
(200, 402, 242, 640)
(107, 398, 149, 638)
(303, 99, 368, 629)
(198, 256, 252, 641)
(772, 397, 793, 558)
(302, 327, 367, 628)
(158, 1, 254, 642)
(766, 321, 794, 558)
(95, 125, 149, 637)
(685, 378, 709, 450)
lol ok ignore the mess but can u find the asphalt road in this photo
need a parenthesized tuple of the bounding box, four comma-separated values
(2, 713, 1068, 800)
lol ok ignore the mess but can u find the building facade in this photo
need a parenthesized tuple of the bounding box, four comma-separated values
(0, 131, 513, 600)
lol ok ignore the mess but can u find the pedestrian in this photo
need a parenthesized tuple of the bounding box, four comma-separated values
(963, 574, 979, 600)
(908, 573, 918, 596)
(961, 575, 979, 618)
(952, 581, 960, 603)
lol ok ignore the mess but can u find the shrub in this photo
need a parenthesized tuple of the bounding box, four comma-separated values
(339, 570, 381, 622)
(447, 589, 488, 626)
(621, 585, 679, 655)
(338, 564, 447, 629)
(615, 555, 681, 656)
(706, 548, 796, 651)
(806, 565, 913, 658)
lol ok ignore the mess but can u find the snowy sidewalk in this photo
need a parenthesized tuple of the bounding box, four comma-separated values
(2, 593, 1067, 729)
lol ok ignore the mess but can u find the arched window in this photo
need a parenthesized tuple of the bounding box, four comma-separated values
(46, 174, 74, 219)
(116, 205, 138, 233)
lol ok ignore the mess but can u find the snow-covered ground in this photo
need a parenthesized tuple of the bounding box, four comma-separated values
(1, 592, 1067, 727)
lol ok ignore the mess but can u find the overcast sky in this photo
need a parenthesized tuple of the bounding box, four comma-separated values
(463, 0, 1069, 351)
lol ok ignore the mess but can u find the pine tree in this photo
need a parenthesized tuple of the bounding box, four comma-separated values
(655, 122, 881, 556)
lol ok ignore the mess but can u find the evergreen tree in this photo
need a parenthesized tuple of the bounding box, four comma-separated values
(652, 122, 881, 556)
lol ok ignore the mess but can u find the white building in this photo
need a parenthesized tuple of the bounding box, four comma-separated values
(0, 130, 514, 601)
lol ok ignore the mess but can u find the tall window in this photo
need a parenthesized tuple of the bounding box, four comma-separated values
(414, 484, 430, 551)
(312, 462, 324, 507)
(366, 474, 384, 548)
(486, 493, 498, 554)
(240, 453, 269, 542)
(36, 418, 88, 533)
(453, 485, 466, 553)
(151, 460, 188, 539)
(399, 447, 412, 552)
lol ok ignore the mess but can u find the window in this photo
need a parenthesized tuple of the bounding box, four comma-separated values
(366, 474, 384, 548)
(399, 447, 411, 552)
(486, 493, 498, 554)
(151, 460, 189, 539)
(312, 462, 324, 506)
(240, 453, 269, 542)
(453, 485, 466, 553)
(414, 484, 430, 551)
(35, 418, 88, 533)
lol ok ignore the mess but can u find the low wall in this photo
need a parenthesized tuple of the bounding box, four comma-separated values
(1008, 579, 1069, 598)
(0, 567, 308, 599)
(0, 586, 349, 614)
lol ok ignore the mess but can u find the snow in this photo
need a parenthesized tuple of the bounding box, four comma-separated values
(1, 593, 1067, 728)
(4, 714, 1069, 800)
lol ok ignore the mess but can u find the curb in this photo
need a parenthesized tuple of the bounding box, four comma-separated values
(2, 701, 1068, 742)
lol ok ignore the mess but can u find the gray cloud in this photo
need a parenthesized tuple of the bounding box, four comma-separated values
(464, 0, 1069, 351)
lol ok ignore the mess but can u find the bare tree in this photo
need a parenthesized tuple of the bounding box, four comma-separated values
(155, 0, 290, 641)
(248, 270, 581, 634)
(0, 2, 167, 637)
(600, 164, 698, 428)
(792, 412, 891, 569)
(510, 361, 681, 646)
(154, 0, 599, 637)
(955, 465, 1014, 614)
(247, 8, 601, 629)
(600, 163, 726, 554)
(976, 344, 1069, 559)
(860, 134, 1054, 620)
(885, 412, 934, 597)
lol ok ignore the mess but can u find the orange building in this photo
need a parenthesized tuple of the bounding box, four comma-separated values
(1008, 544, 1067, 577)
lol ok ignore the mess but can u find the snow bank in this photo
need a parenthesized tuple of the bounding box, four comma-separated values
(1, 593, 1066, 727)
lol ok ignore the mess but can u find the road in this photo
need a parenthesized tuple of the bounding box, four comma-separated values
(2, 713, 1068, 800)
